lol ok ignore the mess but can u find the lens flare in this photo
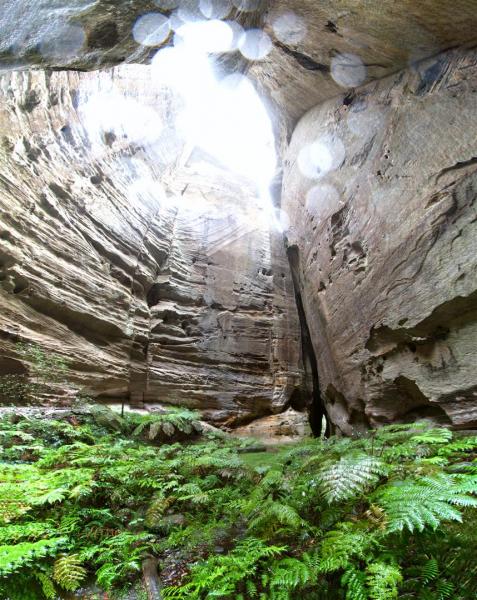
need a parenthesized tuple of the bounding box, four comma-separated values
(79, 92, 164, 151)
(238, 29, 272, 61)
(132, 13, 170, 46)
(199, 0, 232, 19)
(331, 53, 367, 88)
(306, 184, 340, 218)
(177, 73, 276, 187)
(232, 0, 262, 11)
(298, 135, 345, 180)
(271, 11, 307, 45)
(178, 0, 204, 23)
(174, 19, 234, 53)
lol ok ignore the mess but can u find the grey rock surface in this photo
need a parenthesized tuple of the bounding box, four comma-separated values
(283, 46, 477, 433)
(0, 66, 305, 424)
(2, 1, 477, 133)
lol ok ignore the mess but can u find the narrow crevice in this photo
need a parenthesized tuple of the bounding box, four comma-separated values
(286, 244, 329, 437)
(274, 40, 330, 73)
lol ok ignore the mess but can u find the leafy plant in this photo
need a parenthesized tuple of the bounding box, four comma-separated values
(0, 413, 476, 599)
(52, 554, 87, 591)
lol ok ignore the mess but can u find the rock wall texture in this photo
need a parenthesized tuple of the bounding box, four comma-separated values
(3, 1, 477, 132)
(283, 46, 477, 434)
(0, 66, 304, 423)
(255, 0, 477, 129)
(232, 407, 312, 444)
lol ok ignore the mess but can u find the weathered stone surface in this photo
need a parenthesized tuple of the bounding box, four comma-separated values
(283, 46, 477, 434)
(255, 0, 477, 128)
(0, 66, 305, 423)
(0, 0, 161, 71)
(2, 3, 477, 434)
(3, 1, 477, 133)
(232, 407, 312, 443)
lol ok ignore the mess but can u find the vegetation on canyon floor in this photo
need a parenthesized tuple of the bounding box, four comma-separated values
(0, 404, 476, 599)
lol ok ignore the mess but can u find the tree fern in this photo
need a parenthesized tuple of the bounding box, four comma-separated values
(375, 474, 477, 533)
(315, 454, 387, 503)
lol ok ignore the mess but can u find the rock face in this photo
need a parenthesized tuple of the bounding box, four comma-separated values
(283, 46, 477, 434)
(1, 2, 477, 433)
(254, 0, 477, 128)
(0, 67, 305, 423)
(3, 1, 477, 133)
(232, 407, 312, 444)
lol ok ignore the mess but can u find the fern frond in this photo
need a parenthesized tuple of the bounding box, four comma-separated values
(249, 501, 304, 534)
(421, 558, 439, 584)
(35, 572, 56, 600)
(411, 429, 453, 445)
(366, 562, 402, 599)
(341, 567, 367, 600)
(0, 521, 56, 544)
(317, 523, 377, 573)
(269, 557, 312, 589)
(435, 580, 454, 599)
(0, 537, 67, 576)
(317, 454, 387, 503)
(53, 554, 87, 591)
(375, 474, 477, 533)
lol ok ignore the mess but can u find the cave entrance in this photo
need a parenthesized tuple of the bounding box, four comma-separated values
(287, 245, 329, 437)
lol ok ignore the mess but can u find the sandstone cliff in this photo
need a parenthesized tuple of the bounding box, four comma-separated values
(0, 67, 305, 423)
(1, 1, 477, 434)
(283, 46, 477, 433)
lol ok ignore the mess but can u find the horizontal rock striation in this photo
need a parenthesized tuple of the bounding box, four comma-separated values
(283, 46, 477, 433)
(0, 66, 305, 423)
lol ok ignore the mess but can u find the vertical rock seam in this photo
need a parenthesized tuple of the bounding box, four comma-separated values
(286, 244, 327, 436)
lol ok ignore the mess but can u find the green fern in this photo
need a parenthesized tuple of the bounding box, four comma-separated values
(0, 521, 56, 543)
(1, 409, 477, 599)
(341, 567, 368, 600)
(374, 474, 477, 533)
(315, 454, 387, 503)
(317, 523, 378, 573)
(0, 537, 67, 576)
(366, 562, 402, 599)
(421, 558, 439, 584)
(162, 538, 286, 599)
(268, 556, 313, 589)
(249, 500, 304, 534)
(411, 429, 453, 445)
(53, 554, 87, 591)
(35, 572, 56, 600)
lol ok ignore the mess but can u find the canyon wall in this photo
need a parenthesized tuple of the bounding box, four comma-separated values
(283, 46, 477, 434)
(0, 67, 305, 423)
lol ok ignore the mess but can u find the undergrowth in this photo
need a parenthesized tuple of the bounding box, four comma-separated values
(0, 408, 476, 599)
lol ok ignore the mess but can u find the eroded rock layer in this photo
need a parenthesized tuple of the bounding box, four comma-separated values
(0, 67, 304, 423)
(283, 46, 477, 433)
